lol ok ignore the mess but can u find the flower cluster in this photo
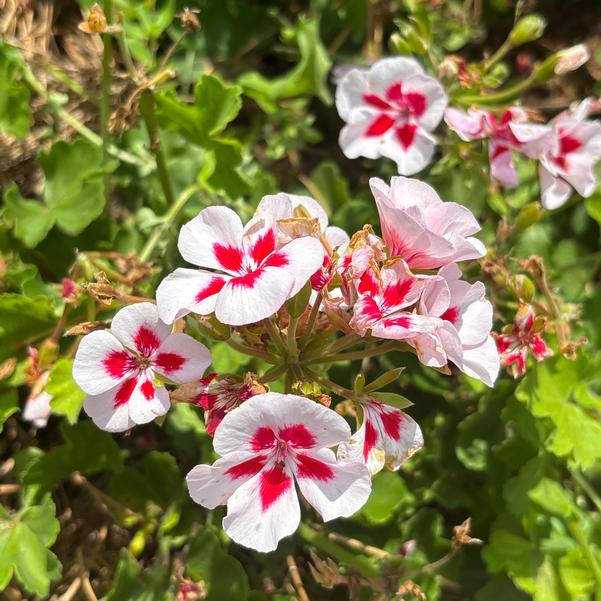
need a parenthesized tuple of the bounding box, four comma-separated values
(72, 170, 498, 551)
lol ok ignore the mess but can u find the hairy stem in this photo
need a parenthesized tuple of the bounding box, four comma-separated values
(299, 292, 322, 349)
(304, 367, 355, 399)
(287, 316, 299, 361)
(307, 341, 403, 364)
(263, 318, 287, 356)
(225, 338, 279, 364)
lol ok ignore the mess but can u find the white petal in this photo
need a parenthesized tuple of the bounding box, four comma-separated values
(444, 108, 485, 140)
(339, 109, 388, 160)
(22, 391, 53, 428)
(156, 268, 228, 324)
(84, 393, 133, 432)
(254, 193, 294, 222)
(186, 451, 267, 509)
(288, 194, 329, 231)
(461, 335, 500, 387)
(72, 330, 132, 395)
(127, 374, 171, 425)
(540, 164, 572, 209)
(213, 393, 351, 456)
(380, 128, 436, 175)
(223, 465, 300, 553)
(295, 448, 371, 521)
(178, 206, 244, 273)
(110, 302, 171, 357)
(325, 226, 350, 249)
(403, 73, 447, 131)
(489, 144, 518, 188)
(277, 236, 326, 296)
(336, 68, 370, 122)
(152, 333, 211, 383)
(367, 57, 424, 96)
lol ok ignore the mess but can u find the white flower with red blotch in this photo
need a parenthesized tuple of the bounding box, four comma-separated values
(444, 107, 550, 188)
(186, 393, 371, 553)
(370, 176, 486, 269)
(336, 57, 448, 175)
(156, 206, 325, 326)
(495, 302, 553, 378)
(408, 264, 499, 387)
(533, 99, 601, 209)
(337, 400, 423, 475)
(73, 303, 211, 432)
(349, 260, 439, 340)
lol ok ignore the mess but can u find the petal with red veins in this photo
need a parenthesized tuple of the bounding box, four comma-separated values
(489, 142, 518, 188)
(366, 113, 396, 136)
(295, 448, 372, 521)
(186, 452, 267, 509)
(444, 108, 486, 140)
(213, 393, 351, 456)
(380, 127, 435, 175)
(110, 302, 171, 357)
(127, 373, 171, 425)
(73, 330, 134, 395)
(339, 109, 391, 160)
(178, 206, 245, 273)
(223, 465, 300, 553)
(156, 268, 228, 324)
(152, 332, 211, 383)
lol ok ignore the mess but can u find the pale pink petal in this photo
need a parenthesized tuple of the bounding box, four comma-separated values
(561, 155, 598, 198)
(254, 193, 295, 223)
(540, 163, 573, 209)
(110, 302, 171, 357)
(420, 276, 451, 316)
(186, 451, 267, 509)
(223, 465, 300, 552)
(370, 314, 442, 341)
(72, 330, 133, 395)
(213, 393, 351, 456)
(178, 206, 245, 274)
(489, 143, 518, 188)
(152, 333, 211, 384)
(455, 297, 493, 346)
(403, 74, 447, 130)
(156, 268, 229, 324)
(22, 391, 52, 428)
(295, 448, 371, 521)
(444, 108, 486, 140)
(409, 331, 447, 368)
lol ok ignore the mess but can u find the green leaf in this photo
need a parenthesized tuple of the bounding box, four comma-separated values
(187, 528, 249, 601)
(156, 74, 242, 146)
(0, 42, 32, 138)
(0, 294, 57, 360)
(359, 471, 411, 524)
(527, 478, 576, 518)
(0, 389, 19, 433)
(558, 548, 596, 599)
(210, 341, 250, 373)
(364, 367, 406, 393)
(368, 392, 413, 409)
(3, 184, 54, 248)
(46, 359, 85, 424)
(239, 18, 332, 110)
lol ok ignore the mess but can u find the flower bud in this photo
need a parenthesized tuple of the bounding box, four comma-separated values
(508, 14, 546, 46)
(554, 44, 590, 75)
(515, 202, 543, 230)
(508, 275, 535, 302)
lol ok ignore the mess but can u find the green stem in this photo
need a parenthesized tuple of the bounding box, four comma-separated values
(100, 0, 113, 215)
(116, 29, 138, 80)
(297, 523, 379, 578)
(139, 184, 199, 261)
(287, 316, 299, 361)
(483, 38, 513, 72)
(455, 74, 536, 107)
(572, 470, 601, 515)
(140, 90, 175, 206)
(299, 292, 322, 349)
(263, 318, 287, 356)
(304, 367, 355, 399)
(260, 363, 288, 383)
(567, 518, 601, 588)
(225, 338, 279, 364)
(307, 341, 403, 364)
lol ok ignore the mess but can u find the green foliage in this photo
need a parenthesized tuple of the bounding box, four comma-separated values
(0, 42, 32, 138)
(46, 359, 85, 424)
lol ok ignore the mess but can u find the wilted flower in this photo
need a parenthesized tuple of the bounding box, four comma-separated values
(335, 57, 447, 174)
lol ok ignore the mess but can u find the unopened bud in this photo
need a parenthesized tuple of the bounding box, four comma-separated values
(508, 275, 535, 302)
(509, 14, 546, 46)
(516, 202, 543, 230)
(554, 44, 590, 75)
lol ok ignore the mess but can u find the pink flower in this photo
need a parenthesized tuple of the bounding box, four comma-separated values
(444, 107, 549, 187)
(370, 176, 486, 269)
(337, 400, 423, 475)
(408, 264, 500, 386)
(195, 372, 265, 435)
(156, 206, 324, 326)
(495, 302, 552, 377)
(23, 374, 53, 429)
(533, 99, 601, 209)
(349, 260, 439, 340)
(73, 302, 211, 432)
(336, 57, 447, 175)
(186, 393, 371, 552)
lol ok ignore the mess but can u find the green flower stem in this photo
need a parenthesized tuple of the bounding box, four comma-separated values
(307, 341, 403, 364)
(299, 291, 322, 349)
(22, 68, 146, 167)
(287, 316, 299, 361)
(483, 38, 513, 72)
(297, 523, 379, 578)
(140, 90, 175, 206)
(455, 75, 536, 107)
(260, 364, 288, 383)
(572, 470, 601, 515)
(567, 518, 601, 588)
(225, 338, 279, 364)
(304, 332, 362, 361)
(263, 318, 287, 356)
(303, 367, 355, 400)
(139, 184, 199, 261)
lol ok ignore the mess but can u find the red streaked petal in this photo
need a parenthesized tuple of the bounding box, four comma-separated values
(141, 378, 155, 400)
(530, 335, 551, 360)
(230, 269, 264, 289)
(213, 243, 244, 272)
(278, 424, 316, 448)
(358, 270, 379, 296)
(103, 350, 135, 379)
(295, 453, 335, 481)
(195, 276, 226, 303)
(386, 82, 404, 104)
(133, 326, 161, 358)
(225, 455, 267, 479)
(382, 315, 411, 328)
(491, 144, 509, 161)
(559, 133, 583, 156)
(395, 123, 417, 149)
(262, 251, 289, 268)
(363, 419, 378, 462)
(154, 352, 186, 373)
(250, 229, 277, 266)
(440, 306, 460, 325)
(405, 92, 426, 117)
(383, 278, 414, 309)
(251, 426, 276, 451)
(113, 376, 138, 408)
(363, 93, 392, 110)
(365, 113, 395, 136)
(378, 407, 402, 442)
(259, 465, 293, 511)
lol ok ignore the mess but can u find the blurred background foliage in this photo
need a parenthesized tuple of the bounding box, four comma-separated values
(1, 0, 601, 599)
